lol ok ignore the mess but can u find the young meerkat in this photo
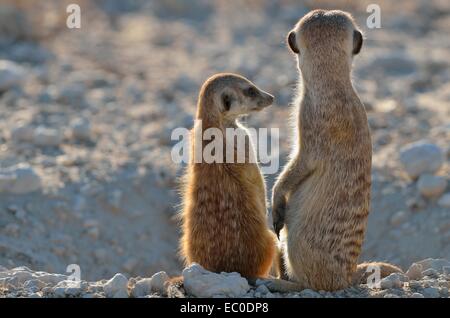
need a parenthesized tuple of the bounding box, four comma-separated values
(266, 10, 402, 292)
(180, 73, 277, 279)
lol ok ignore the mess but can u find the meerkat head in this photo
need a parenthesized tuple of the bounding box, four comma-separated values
(198, 73, 274, 124)
(287, 9, 363, 74)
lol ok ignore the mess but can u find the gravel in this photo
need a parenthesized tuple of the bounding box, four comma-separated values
(1, 258, 449, 298)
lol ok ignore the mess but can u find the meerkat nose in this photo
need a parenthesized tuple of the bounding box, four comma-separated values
(259, 92, 274, 107)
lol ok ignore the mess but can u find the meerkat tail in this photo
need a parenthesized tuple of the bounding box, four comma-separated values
(353, 262, 403, 284)
(262, 278, 307, 293)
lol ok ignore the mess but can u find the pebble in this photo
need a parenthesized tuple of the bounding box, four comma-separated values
(299, 289, 321, 298)
(182, 263, 249, 298)
(438, 193, 450, 208)
(255, 284, 270, 295)
(103, 273, 129, 298)
(410, 292, 424, 298)
(0, 163, 41, 194)
(399, 141, 444, 178)
(33, 126, 62, 147)
(417, 258, 450, 273)
(417, 174, 447, 198)
(380, 273, 404, 289)
(0, 60, 26, 91)
(10, 125, 34, 142)
(422, 287, 440, 298)
(130, 271, 169, 298)
(70, 118, 91, 141)
(422, 268, 439, 278)
(390, 210, 408, 226)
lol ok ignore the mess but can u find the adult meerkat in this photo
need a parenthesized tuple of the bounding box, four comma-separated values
(180, 73, 277, 279)
(267, 10, 401, 292)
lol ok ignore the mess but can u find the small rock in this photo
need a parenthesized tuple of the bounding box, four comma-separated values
(183, 263, 249, 298)
(0, 60, 26, 91)
(70, 118, 91, 141)
(422, 287, 440, 298)
(438, 193, 450, 208)
(406, 263, 423, 280)
(399, 141, 444, 178)
(10, 125, 34, 142)
(131, 278, 152, 297)
(0, 163, 41, 194)
(299, 289, 321, 298)
(406, 196, 426, 211)
(410, 292, 424, 298)
(103, 273, 128, 298)
(383, 293, 400, 298)
(417, 258, 450, 274)
(255, 284, 270, 295)
(417, 174, 447, 198)
(390, 210, 408, 226)
(33, 127, 62, 147)
(149, 271, 169, 295)
(380, 273, 404, 289)
(422, 268, 439, 278)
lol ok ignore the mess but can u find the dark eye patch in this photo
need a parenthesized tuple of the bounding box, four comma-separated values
(222, 93, 232, 111)
(243, 87, 258, 98)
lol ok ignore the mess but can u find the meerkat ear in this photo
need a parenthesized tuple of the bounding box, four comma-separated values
(352, 30, 363, 55)
(287, 30, 300, 54)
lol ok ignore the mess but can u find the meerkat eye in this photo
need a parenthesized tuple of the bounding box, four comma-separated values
(244, 87, 258, 98)
(222, 93, 232, 111)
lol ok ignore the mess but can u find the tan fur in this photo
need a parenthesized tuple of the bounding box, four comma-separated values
(267, 10, 401, 292)
(180, 73, 277, 279)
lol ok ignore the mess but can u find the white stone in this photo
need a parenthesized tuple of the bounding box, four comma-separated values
(131, 278, 152, 297)
(417, 174, 447, 198)
(410, 292, 424, 298)
(10, 125, 34, 142)
(149, 271, 169, 295)
(390, 210, 408, 226)
(380, 273, 403, 289)
(399, 141, 444, 178)
(33, 127, 62, 147)
(417, 258, 450, 273)
(70, 118, 91, 140)
(0, 60, 26, 91)
(131, 271, 169, 297)
(0, 163, 41, 194)
(103, 273, 128, 298)
(438, 193, 450, 208)
(182, 263, 250, 298)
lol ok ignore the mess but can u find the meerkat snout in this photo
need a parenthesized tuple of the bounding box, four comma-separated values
(218, 78, 273, 119)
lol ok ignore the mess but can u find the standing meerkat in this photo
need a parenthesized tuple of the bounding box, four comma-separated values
(266, 10, 401, 292)
(180, 73, 277, 279)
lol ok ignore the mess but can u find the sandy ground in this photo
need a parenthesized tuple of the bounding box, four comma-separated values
(0, 0, 449, 297)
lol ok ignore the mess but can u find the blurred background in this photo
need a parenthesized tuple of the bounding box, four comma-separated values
(0, 0, 448, 281)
